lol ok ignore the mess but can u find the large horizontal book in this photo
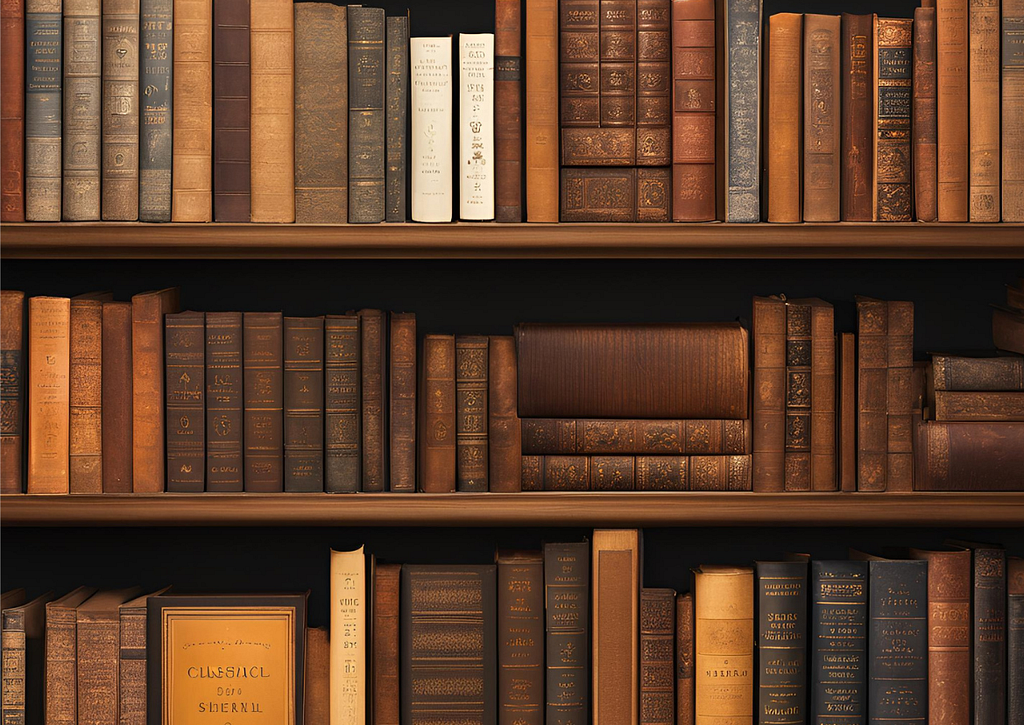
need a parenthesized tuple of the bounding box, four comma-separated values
(933, 391, 1024, 421)
(931, 355, 1024, 390)
(520, 454, 751, 490)
(914, 420, 1024, 490)
(521, 418, 751, 455)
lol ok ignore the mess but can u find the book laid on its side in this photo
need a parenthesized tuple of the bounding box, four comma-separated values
(914, 420, 1024, 490)
(205, 312, 243, 491)
(873, 17, 912, 221)
(348, 6, 386, 223)
(459, 33, 495, 220)
(456, 335, 488, 491)
(913, 5, 937, 222)
(559, 168, 671, 221)
(45, 587, 98, 725)
(373, 564, 400, 725)
(495, 0, 522, 222)
(385, 14, 409, 222)
(101, 0, 139, 220)
(937, 0, 969, 221)
(856, 297, 887, 492)
(636, 0, 672, 168)
(419, 334, 456, 492)
(544, 542, 589, 725)
(811, 560, 867, 725)
(389, 313, 416, 492)
(525, 0, 559, 221)
(640, 588, 676, 725)
(784, 300, 812, 490)
(0, 291, 25, 493)
(803, 14, 840, 222)
(410, 37, 453, 223)
(331, 547, 366, 725)
(694, 566, 753, 725)
(0, 0, 25, 221)
(305, 627, 330, 725)
(931, 355, 1024, 390)
(1005, 0, 1024, 221)
(497, 551, 543, 725)
(325, 315, 360, 493)
(212, 0, 250, 221)
(838, 332, 856, 492)
(933, 391, 1024, 420)
(766, 13, 802, 224)
(676, 593, 694, 725)
(243, 312, 283, 492)
(593, 529, 640, 725)
(27, 296, 70, 494)
(522, 418, 751, 455)
(488, 336, 521, 492)
(76, 587, 143, 724)
(359, 309, 387, 492)
(1009, 558, 1024, 723)
(100, 301, 131, 492)
(165, 311, 205, 492)
(886, 301, 913, 491)
(840, 13, 873, 221)
(171, 0, 212, 221)
(69, 293, 112, 494)
(118, 588, 170, 725)
(1, 590, 54, 725)
(62, 0, 101, 220)
(756, 559, 807, 725)
(520, 454, 750, 490)
(284, 316, 324, 492)
(139, 0, 171, 221)
(993, 305, 1024, 355)
(25, 0, 62, 221)
(753, 296, 786, 492)
(969, 0, 1000, 221)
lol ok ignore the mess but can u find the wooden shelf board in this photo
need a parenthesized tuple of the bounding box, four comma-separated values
(3, 222, 1023, 259)
(2, 492, 1021, 527)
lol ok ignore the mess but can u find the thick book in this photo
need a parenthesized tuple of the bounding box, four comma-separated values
(873, 17, 913, 221)
(410, 37, 453, 223)
(139, 0, 171, 221)
(348, 6, 386, 223)
(2, 591, 53, 724)
(25, 0, 62, 221)
(933, 390, 1024, 421)
(811, 560, 867, 725)
(560, 0, 600, 130)
(599, 0, 637, 133)
(165, 311, 205, 492)
(640, 589, 676, 725)
(205, 311, 243, 492)
(374, 564, 401, 725)
(525, 0, 559, 221)
(0, 0, 25, 221)
(497, 551, 544, 725)
(969, 0, 1000, 221)
(766, 13, 802, 224)
(212, 0, 250, 221)
(62, 0, 101, 220)
(76, 587, 143, 724)
(69, 293, 110, 494)
(784, 300, 812, 491)
(1, 290, 24, 493)
(636, 0, 672, 167)
(544, 542, 589, 725)
(521, 454, 750, 490)
(838, 332, 856, 492)
(389, 313, 416, 493)
(1009, 557, 1024, 725)
(401, 565, 497, 725)
(460, 33, 495, 220)
(840, 14, 873, 221)
(560, 167, 671, 221)
(856, 297, 887, 491)
(331, 547, 366, 725)
(45, 587, 98, 725)
(886, 301, 914, 491)
(118, 588, 170, 725)
(753, 296, 786, 492)
(931, 355, 1024, 390)
(913, 6, 937, 222)
(803, 14, 840, 222)
(488, 336, 521, 492)
(419, 334, 456, 492)
(1005, 0, 1024, 221)
(305, 627, 330, 725)
(101, 301, 131, 492)
(325, 315, 360, 493)
(915, 420, 1024, 490)
(243, 311, 283, 492)
(522, 418, 751, 455)
(359, 309, 387, 492)
(756, 560, 807, 725)
(676, 593, 694, 725)
(385, 14, 409, 222)
(937, 0, 969, 221)
(284, 317, 325, 492)
(593, 530, 640, 725)
(171, 0, 213, 221)
(456, 335, 489, 492)
(495, 0, 522, 222)
(294, 3, 347, 223)
(101, 0, 139, 220)
(694, 566, 754, 725)
(27, 296, 70, 494)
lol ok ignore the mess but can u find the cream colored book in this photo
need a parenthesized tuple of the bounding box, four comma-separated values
(330, 546, 365, 725)
(458, 33, 494, 220)
(411, 37, 453, 222)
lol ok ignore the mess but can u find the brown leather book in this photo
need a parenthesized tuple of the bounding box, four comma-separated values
(915, 420, 1024, 490)
(688, 454, 750, 490)
(784, 300, 811, 491)
(637, 167, 672, 221)
(521, 456, 543, 490)
(693, 566, 753, 725)
(294, 3, 346, 223)
(495, 0, 522, 222)
(62, 0, 102, 221)
(360, 309, 386, 492)
(212, 0, 250, 221)
(0, 0, 25, 221)
(165, 311, 205, 493)
(516, 323, 748, 419)
(937, 0, 969, 220)
(593, 530, 640, 725)
(640, 589, 676, 725)
(3, 591, 55, 723)
(636, 0, 672, 167)
(76, 587, 142, 725)
(525, 0, 559, 222)
(497, 551, 544, 725)
(389, 313, 416, 493)
(45, 588, 99, 725)
(886, 301, 913, 491)
(456, 335, 489, 492)
(559, 167, 648, 220)
(522, 455, 591, 490)
(993, 306, 1024, 355)
(969, 0, 1000, 221)
(676, 592, 693, 725)
(840, 13, 874, 221)
(25, 0, 61, 222)
(419, 334, 456, 493)
(284, 317, 324, 492)
(243, 311, 283, 492)
(803, 14, 840, 222)
(1009, 556, 1024, 722)
(118, 588, 169, 725)
(561, 127, 636, 166)
(131, 288, 179, 493)
(931, 355, 1024, 390)
(171, 0, 213, 221)
(523, 453, 749, 490)
(27, 297, 70, 495)
(766, 13, 802, 223)
(543, 542, 590, 724)
(838, 332, 856, 492)
(600, 0, 637, 134)
(913, 6, 937, 221)
(101, 0, 140, 220)
(809, 302, 836, 491)
(873, 17, 913, 221)
(856, 297, 887, 492)
(205, 312, 243, 492)
(69, 293, 111, 494)
(560, 0, 600, 129)
(304, 627, 330, 725)
(373, 564, 400, 725)
(489, 336, 521, 492)
(933, 391, 1024, 421)
(325, 315, 360, 493)
(522, 418, 751, 455)
(753, 296, 786, 493)
(670, 0, 715, 221)
(1, 290, 25, 493)
(1006, 0, 1024, 222)
(100, 301, 131, 493)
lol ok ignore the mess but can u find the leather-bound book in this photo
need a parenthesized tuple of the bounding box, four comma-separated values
(0, 0, 25, 221)
(856, 297, 887, 492)
(489, 336, 521, 492)
(325, 315, 360, 493)
(753, 296, 786, 493)
(756, 559, 807, 725)
(1009, 557, 1024, 725)
(212, 0, 250, 221)
(348, 6, 386, 223)
(913, 6, 937, 222)
(1008, 279, 1024, 311)
(838, 333, 856, 492)
(915, 420, 1024, 490)
(593, 529, 640, 725)
(676, 593, 693, 725)
(689, 455, 750, 490)
(27, 297, 70, 494)
(560, 0, 600, 129)
(636, 0, 671, 167)
(284, 317, 324, 492)
(45, 587, 97, 725)
(495, 0, 522, 222)
(459, 34, 495, 221)
(516, 323, 748, 419)
(389, 313, 416, 493)
(599, 0, 637, 132)
(811, 561, 867, 725)
(638, 167, 672, 221)
(525, 0, 559, 221)
(544, 542, 589, 725)
(497, 551, 544, 725)
(374, 564, 401, 725)
(885, 301, 913, 491)
(671, 0, 716, 222)
(522, 418, 750, 455)
(803, 14, 840, 222)
(25, 0, 61, 221)
(809, 301, 836, 490)
(385, 15, 409, 222)
(1, 291, 25, 493)
(70, 293, 111, 494)
(840, 14, 873, 221)
(969, 0, 1000, 221)
(521, 456, 542, 490)
(205, 311, 243, 492)
(561, 167, 655, 221)
(456, 335, 488, 492)
(250, 0, 293, 222)
(165, 311, 205, 492)
(562, 127, 637, 166)
(766, 13, 802, 224)
(243, 311, 283, 492)
(77, 587, 143, 724)
(419, 334, 455, 493)
(305, 627, 330, 725)
(359, 309, 386, 492)
(100, 301, 131, 493)
(519, 454, 588, 490)
(784, 300, 812, 491)
(101, 0, 139, 220)
(139, 0, 171, 221)
(640, 589, 676, 725)
(401, 565, 497, 725)
(331, 547, 366, 725)
(937, 0, 969, 221)
(872, 17, 912, 221)
(694, 566, 753, 725)
(294, 3, 347, 223)
(171, 0, 212, 221)
(931, 355, 1024, 390)
(1005, 0, 1024, 221)
(410, 37, 453, 223)
(62, 0, 101, 220)
(2, 591, 54, 724)
(993, 306, 1024, 355)
(528, 454, 737, 490)
(119, 588, 169, 725)
(933, 391, 1024, 420)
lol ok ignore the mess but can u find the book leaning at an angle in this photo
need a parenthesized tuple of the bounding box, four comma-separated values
(459, 33, 495, 220)
(411, 37, 453, 222)
(331, 546, 366, 725)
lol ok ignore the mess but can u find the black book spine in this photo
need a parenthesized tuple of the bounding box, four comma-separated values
(385, 14, 408, 222)
(811, 560, 867, 725)
(544, 542, 589, 725)
(139, 0, 171, 220)
(972, 548, 1006, 725)
(347, 5, 385, 223)
(325, 315, 360, 493)
(757, 560, 808, 725)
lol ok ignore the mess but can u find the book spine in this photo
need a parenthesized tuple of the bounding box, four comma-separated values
(165, 311, 205, 492)
(811, 560, 867, 725)
(690, 454, 750, 490)
(27, 297, 70, 494)
(45, 603, 78, 725)
(640, 589, 676, 725)
(359, 309, 386, 492)
(409, 37, 453, 223)
(918, 551, 970, 725)
(1009, 559, 1024, 725)
(243, 311, 283, 492)
(139, 0, 171, 221)
(62, 0, 101, 220)
(528, 454, 590, 490)
(348, 6, 385, 223)
(459, 33, 495, 220)
(525, 0, 559, 221)
(284, 317, 324, 492)
(374, 564, 401, 725)
(101, 0, 140, 220)
(757, 561, 807, 725)
(993, 307, 1024, 355)
(932, 355, 1024, 390)
(2, 608, 27, 723)
(495, 0, 522, 222)
(767, 13, 802, 223)
(498, 553, 544, 725)
(753, 297, 786, 492)
(636, 455, 689, 491)
(913, 7, 937, 222)
(1, 291, 25, 493)
(973, 548, 1007, 725)
(784, 301, 811, 491)
(249, 0, 292, 222)
(810, 305, 836, 491)
(520, 455, 542, 490)
(636, 0, 671, 167)
(885, 301, 913, 491)
(856, 298, 887, 491)
(25, 0, 62, 221)
(384, 15, 409, 223)
(522, 418, 750, 455)
(205, 311, 243, 492)
(593, 529, 639, 725)
(77, 610, 120, 724)
(0, 0, 25, 221)
(325, 315, 360, 493)
(419, 334, 456, 492)
(937, 0, 969, 220)
(331, 547, 366, 725)
(560, 0, 600, 129)
(489, 336, 521, 492)
(456, 335, 489, 491)
(694, 567, 754, 724)
(840, 14, 873, 221)
(873, 17, 912, 221)
(212, 0, 250, 222)
(118, 604, 148, 725)
(561, 167, 638, 220)
(69, 299, 103, 493)
(914, 420, 1024, 490)
(969, 0, 1000, 221)
(676, 593, 694, 725)
(389, 313, 416, 492)
(934, 391, 1024, 421)
(293, 2, 347, 223)
(131, 290, 178, 493)
(171, 0, 212, 221)
(1005, 0, 1024, 221)
(529, 454, 748, 489)
(600, 0, 637, 139)
(803, 14, 840, 222)
(637, 166, 671, 221)
(544, 542, 589, 725)
(838, 333, 856, 492)
(592, 455, 636, 490)
(718, 0, 760, 221)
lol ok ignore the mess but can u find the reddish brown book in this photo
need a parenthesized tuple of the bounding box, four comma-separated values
(360, 309, 386, 493)
(993, 307, 1024, 355)
(873, 17, 913, 221)
(373, 564, 400, 725)
(27, 297, 71, 494)
(525, 0, 559, 222)
(521, 418, 750, 455)
(45, 587, 98, 725)
(284, 316, 324, 492)
(304, 627, 330, 725)
(636, 0, 672, 167)
(1006, 0, 1024, 222)
(913, 6, 937, 221)
(560, 167, 672, 221)
(212, 0, 250, 221)
(675, 592, 693, 725)
(841, 13, 874, 221)
(753, 296, 786, 492)
(497, 551, 544, 725)
(807, 300, 836, 491)
(560, 0, 600, 129)
(495, 0, 522, 222)
(640, 589, 676, 725)
(389, 313, 416, 493)
(489, 336, 521, 492)
(1, 290, 25, 493)
(165, 311, 205, 493)
(0, 0, 24, 221)
(933, 391, 1024, 421)
(593, 530, 640, 725)
(456, 335, 488, 492)
(101, 301, 131, 493)
(600, 0, 638, 133)
(838, 332, 856, 492)
(205, 312, 243, 492)
(766, 13, 803, 223)
(937, 0, 969, 220)
(915, 420, 1024, 490)
(418, 335, 456, 492)
(856, 296, 887, 491)
(784, 300, 812, 491)
(76, 587, 143, 725)
(324, 314, 360, 493)
(802, 14, 840, 222)
(243, 311, 283, 492)
(522, 454, 751, 491)
(886, 301, 914, 491)
(969, 0, 1000, 221)
(70, 293, 111, 494)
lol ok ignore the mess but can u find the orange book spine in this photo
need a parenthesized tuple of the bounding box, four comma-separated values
(27, 297, 70, 494)
(937, 0, 969, 220)
(767, 13, 802, 223)
(968, 0, 1000, 220)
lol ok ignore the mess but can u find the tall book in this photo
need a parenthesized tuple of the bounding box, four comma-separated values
(45, 587, 97, 725)
(205, 312, 243, 492)
(284, 316, 324, 492)
(525, 0, 559, 221)
(803, 14, 840, 222)
(840, 14, 873, 221)
(172, 0, 212, 221)
(76, 587, 143, 725)
(306, 627, 330, 725)
(455, 335, 488, 491)
(1005, 0, 1024, 221)
(969, 0, 1000, 221)
(636, 0, 672, 167)
(600, 0, 637, 132)
(212, 0, 250, 221)
(873, 17, 912, 221)
(560, 0, 599, 130)
(497, 551, 544, 725)
(27, 296, 70, 494)
(766, 13, 802, 223)
(808, 300, 836, 491)
(374, 564, 401, 725)
(937, 0, 969, 220)
(811, 561, 867, 725)
(418, 334, 456, 492)
(294, 3, 347, 223)
(913, 6, 937, 221)
(885, 301, 913, 491)
(753, 296, 786, 493)
(101, 301, 131, 493)
(139, 0, 171, 221)
(250, 0, 293, 222)
(410, 37, 453, 223)
(495, 0, 522, 222)
(331, 547, 366, 725)
(385, 14, 409, 222)
(838, 333, 856, 492)
(325, 315, 360, 493)
(694, 566, 754, 725)
(165, 311, 205, 492)
(640, 589, 676, 725)
(118, 588, 169, 725)
(389, 313, 416, 493)
(69, 292, 111, 493)
(756, 559, 807, 725)
(0, 291, 25, 493)
(25, 0, 62, 221)
(593, 529, 640, 725)
(856, 297, 887, 491)
(132, 287, 179, 492)
(676, 593, 694, 725)
(1, 591, 54, 724)
(460, 33, 495, 220)
(359, 309, 386, 492)
(243, 311, 283, 492)
(544, 542, 589, 725)
(62, 0, 101, 220)
(101, 0, 139, 220)
(348, 6, 385, 223)
(488, 336, 521, 492)
(0, 0, 25, 221)
(1009, 557, 1024, 725)
(784, 300, 812, 491)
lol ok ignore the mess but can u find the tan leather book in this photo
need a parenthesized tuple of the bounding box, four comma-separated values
(803, 14, 840, 222)
(304, 627, 329, 725)
(418, 335, 456, 492)
(330, 547, 365, 725)
(1004, 0, 1024, 221)
(752, 296, 785, 493)
(62, 0, 101, 220)
(27, 296, 70, 494)
(525, 0, 559, 221)
(694, 565, 753, 725)
(69, 292, 112, 494)
(373, 564, 400, 725)
(593, 529, 640, 725)
(838, 332, 856, 492)
(856, 296, 887, 491)
(933, 391, 1024, 421)
(76, 587, 143, 725)
(913, 6, 937, 221)
(766, 13, 802, 223)
(969, 0, 1000, 221)
(937, 0, 969, 220)
(101, 301, 131, 492)
(873, 17, 913, 221)
(45, 587, 97, 725)
(1, 290, 25, 493)
(250, 0, 294, 222)
(489, 336, 521, 492)
(171, 0, 212, 221)
(101, 0, 140, 220)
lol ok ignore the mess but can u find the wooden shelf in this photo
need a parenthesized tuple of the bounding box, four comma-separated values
(3, 222, 1023, 259)
(2, 492, 1022, 527)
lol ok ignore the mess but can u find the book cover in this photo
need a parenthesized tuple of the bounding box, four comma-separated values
(593, 529, 640, 725)
(544, 542, 589, 725)
(969, 0, 1000, 221)
(0, 0, 25, 221)
(243, 311, 283, 492)
(100, 0, 139, 220)
(348, 6, 386, 223)
(456, 335, 489, 491)
(497, 551, 544, 725)
(811, 560, 867, 725)
(418, 334, 455, 492)
(495, 0, 522, 221)
(171, 0, 212, 221)
(459, 33, 495, 220)
(640, 588, 676, 725)
(27, 296, 70, 494)
(139, 0, 171, 220)
(284, 317, 324, 492)
(212, 0, 250, 221)
(25, 0, 62, 221)
(694, 566, 754, 725)
(525, 0, 559, 221)
(756, 560, 807, 725)
(62, 0, 101, 220)
(873, 17, 913, 221)
(1, 291, 25, 493)
(410, 37, 453, 223)
(69, 293, 110, 494)
(325, 315, 360, 493)
(165, 310, 205, 492)
(385, 14, 409, 222)
(766, 13, 803, 224)
(803, 14, 840, 222)
(205, 312, 243, 492)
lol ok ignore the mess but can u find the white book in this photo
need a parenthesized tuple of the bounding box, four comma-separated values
(411, 37, 453, 223)
(330, 546, 365, 725)
(459, 33, 494, 220)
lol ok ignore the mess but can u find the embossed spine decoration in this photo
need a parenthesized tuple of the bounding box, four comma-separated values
(495, 0, 522, 221)
(243, 311, 283, 492)
(784, 301, 812, 490)
(766, 13, 802, 224)
(856, 297, 887, 491)
(389, 313, 417, 493)
(359, 309, 386, 492)
(28, 297, 70, 494)
(968, 546, 1007, 725)
(459, 33, 495, 220)
(1005, 0, 1024, 220)
(525, 0, 559, 221)
(498, 551, 544, 725)
(545, 542, 589, 725)
(331, 547, 366, 725)
(171, 0, 212, 221)
(250, 0, 293, 222)
(676, 593, 694, 725)
(756, 560, 807, 725)
(325, 315, 360, 493)
(418, 334, 455, 492)
(753, 296, 785, 492)
(165, 310, 205, 492)
(636, 0, 671, 167)
(205, 311, 243, 491)
(841, 14, 873, 221)
(811, 561, 867, 725)
(803, 14, 840, 222)
(561, 0, 600, 129)
(521, 418, 751, 455)
(69, 295, 106, 493)
(873, 17, 913, 221)
(969, 0, 1000, 220)
(139, 0, 171, 221)
(385, 14, 409, 222)
(640, 589, 676, 725)
(937, 0, 969, 220)
(283, 317, 324, 492)
(455, 335, 488, 491)
(1, 0, 26, 220)
(913, 5, 937, 221)
(410, 37, 453, 223)
(212, 0, 250, 221)
(63, 0, 100, 220)
(102, 0, 140, 219)
(25, 0, 62, 221)
(348, 6, 385, 223)
(885, 301, 913, 491)
(1, 291, 25, 493)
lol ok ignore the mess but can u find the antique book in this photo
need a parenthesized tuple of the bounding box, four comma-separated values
(803, 14, 840, 222)
(331, 547, 366, 725)
(886, 301, 913, 491)
(525, 0, 559, 221)
(325, 315, 360, 493)
(132, 287, 179, 493)
(284, 317, 324, 492)
(993, 306, 1024, 355)
(840, 14, 873, 221)
(809, 301, 836, 490)
(100, 301, 131, 493)
(1008, 279, 1024, 311)
(495, 0, 522, 221)
(694, 566, 754, 725)
(599, 0, 637, 133)
(560, 0, 599, 129)
(205, 311, 243, 492)
(101, 0, 139, 220)
(640, 589, 676, 725)
(385, 15, 409, 222)
(915, 420, 1024, 490)
(516, 323, 748, 419)
(119, 588, 169, 725)
(522, 418, 751, 455)
(165, 311, 205, 492)
(520, 455, 589, 490)
(636, 0, 672, 166)
(305, 627, 330, 725)
(522, 454, 747, 491)
(25, 0, 62, 221)
(456, 335, 488, 492)
(45, 587, 97, 725)
(838, 332, 856, 492)
(937, 0, 969, 220)
(359, 309, 386, 492)
(784, 300, 812, 491)
(1, 591, 53, 724)
(1009, 557, 1024, 725)
(348, 6, 385, 223)
(913, 5, 937, 222)
(676, 593, 694, 725)
(460, 33, 495, 220)
(856, 297, 887, 492)
(561, 127, 636, 166)
(410, 37, 453, 223)
(212, 0, 250, 221)
(243, 311, 284, 492)
(250, 0, 293, 222)
(62, 0, 101, 220)
(766, 13, 802, 223)
(671, 0, 716, 221)
(389, 313, 416, 493)
(560, 167, 672, 221)
(933, 391, 1024, 420)
(401, 565, 497, 725)
(544, 542, 589, 725)
(931, 354, 1024, 390)
(69, 293, 110, 494)
(0, 0, 25, 221)
(1005, 0, 1024, 221)
(756, 559, 807, 725)
(873, 17, 913, 221)
(969, 0, 1000, 221)
(139, 0, 171, 220)
(489, 336, 521, 492)
(294, 3, 347, 223)
(76, 587, 143, 725)
(497, 551, 544, 725)
(171, 0, 212, 221)
(374, 564, 401, 725)
(27, 296, 70, 494)
(811, 560, 867, 725)
(1, 291, 24, 493)
(593, 530, 640, 725)
(753, 296, 786, 492)
(419, 334, 455, 492)
(636, 165, 673, 221)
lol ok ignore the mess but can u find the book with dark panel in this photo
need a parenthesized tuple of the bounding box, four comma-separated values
(497, 551, 544, 725)
(495, 0, 523, 222)
(284, 316, 324, 492)
(385, 14, 409, 222)
(360, 309, 387, 492)
(243, 312, 283, 492)
(205, 312, 244, 492)
(165, 311, 205, 492)
(756, 559, 807, 725)
(348, 6, 386, 223)
(389, 313, 416, 493)
(212, 0, 250, 221)
(544, 542, 589, 725)
(325, 315, 360, 493)
(640, 589, 676, 725)
(811, 560, 867, 725)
